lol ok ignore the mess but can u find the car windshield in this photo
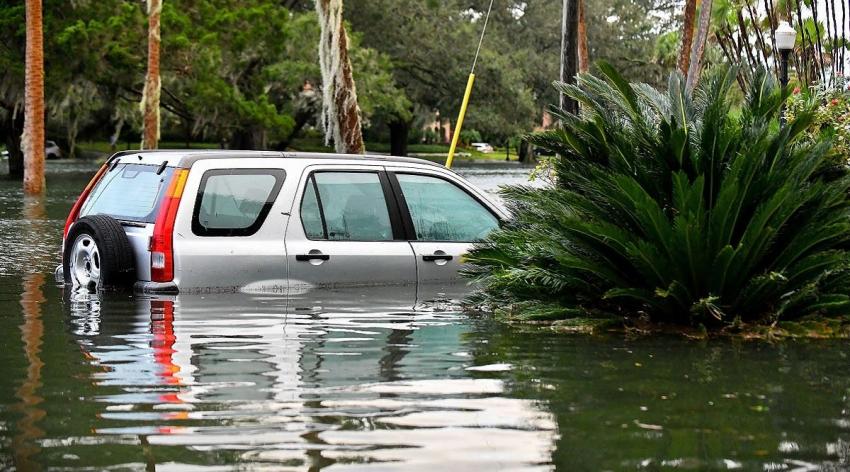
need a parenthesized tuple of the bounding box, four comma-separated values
(79, 163, 174, 223)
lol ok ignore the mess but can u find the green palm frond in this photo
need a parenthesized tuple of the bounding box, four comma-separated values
(465, 62, 850, 325)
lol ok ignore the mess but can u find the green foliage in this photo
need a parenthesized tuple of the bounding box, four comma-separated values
(786, 77, 850, 163)
(465, 64, 850, 326)
(2, 0, 687, 157)
(459, 129, 482, 145)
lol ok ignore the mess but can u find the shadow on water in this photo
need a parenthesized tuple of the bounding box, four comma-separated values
(5, 162, 850, 470)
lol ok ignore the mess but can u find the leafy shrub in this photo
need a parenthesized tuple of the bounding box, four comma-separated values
(786, 76, 850, 163)
(459, 129, 482, 145)
(464, 64, 850, 326)
(422, 128, 439, 144)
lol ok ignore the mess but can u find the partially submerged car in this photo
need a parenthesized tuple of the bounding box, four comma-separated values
(2, 140, 62, 159)
(57, 150, 507, 295)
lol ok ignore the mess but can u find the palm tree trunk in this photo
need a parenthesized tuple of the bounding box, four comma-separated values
(141, 0, 162, 150)
(810, 0, 827, 83)
(794, 0, 815, 84)
(677, 0, 697, 75)
(316, 0, 364, 154)
(577, 0, 589, 73)
(686, 0, 713, 91)
(764, 0, 780, 72)
(745, 1, 772, 68)
(829, 0, 839, 73)
(23, 0, 44, 194)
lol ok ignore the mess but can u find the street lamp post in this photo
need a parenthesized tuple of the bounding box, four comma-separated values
(776, 21, 796, 126)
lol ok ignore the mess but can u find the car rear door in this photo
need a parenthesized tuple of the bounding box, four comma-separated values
(172, 158, 290, 293)
(284, 165, 416, 297)
(384, 167, 503, 301)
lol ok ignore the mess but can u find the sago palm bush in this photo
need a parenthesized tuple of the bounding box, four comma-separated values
(465, 64, 850, 326)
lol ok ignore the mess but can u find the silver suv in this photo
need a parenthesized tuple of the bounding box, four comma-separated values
(57, 151, 507, 296)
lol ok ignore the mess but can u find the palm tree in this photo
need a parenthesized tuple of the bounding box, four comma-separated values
(685, 0, 713, 91)
(141, 0, 161, 150)
(677, 0, 697, 75)
(23, 0, 44, 194)
(316, 0, 364, 154)
(577, 0, 589, 73)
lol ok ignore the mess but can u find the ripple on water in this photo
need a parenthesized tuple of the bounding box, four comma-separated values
(5, 162, 850, 470)
(47, 291, 558, 470)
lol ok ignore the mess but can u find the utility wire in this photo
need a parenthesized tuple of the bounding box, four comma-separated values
(471, 0, 495, 74)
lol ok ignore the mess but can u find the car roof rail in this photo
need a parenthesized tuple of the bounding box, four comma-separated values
(107, 149, 448, 170)
(106, 149, 183, 163)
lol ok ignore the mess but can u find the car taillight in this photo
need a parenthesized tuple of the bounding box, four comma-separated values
(151, 169, 189, 283)
(63, 163, 109, 239)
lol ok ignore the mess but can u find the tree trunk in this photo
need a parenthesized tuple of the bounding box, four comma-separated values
(275, 107, 312, 150)
(141, 0, 162, 150)
(677, 0, 697, 75)
(4, 111, 25, 179)
(518, 139, 535, 164)
(388, 119, 409, 157)
(559, 0, 579, 114)
(229, 129, 255, 150)
(685, 0, 713, 91)
(109, 116, 124, 152)
(66, 114, 78, 159)
(316, 0, 365, 154)
(183, 118, 191, 148)
(577, 0, 589, 73)
(23, 0, 45, 194)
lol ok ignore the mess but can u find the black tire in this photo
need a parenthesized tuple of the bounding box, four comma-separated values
(63, 215, 136, 291)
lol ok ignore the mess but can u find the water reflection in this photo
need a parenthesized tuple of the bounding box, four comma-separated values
(8, 162, 850, 470)
(470, 324, 850, 470)
(58, 290, 556, 470)
(11, 196, 48, 470)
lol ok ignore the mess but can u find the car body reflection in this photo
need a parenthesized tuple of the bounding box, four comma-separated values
(63, 287, 557, 470)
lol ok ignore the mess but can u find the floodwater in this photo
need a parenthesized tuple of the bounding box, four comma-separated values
(2, 161, 850, 470)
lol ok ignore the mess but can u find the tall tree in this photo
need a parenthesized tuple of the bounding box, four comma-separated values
(316, 0, 364, 154)
(141, 0, 161, 149)
(677, 0, 697, 75)
(559, 0, 579, 113)
(23, 0, 44, 194)
(577, 0, 589, 73)
(685, 0, 713, 91)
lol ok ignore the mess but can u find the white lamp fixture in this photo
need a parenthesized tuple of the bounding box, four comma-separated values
(776, 21, 796, 51)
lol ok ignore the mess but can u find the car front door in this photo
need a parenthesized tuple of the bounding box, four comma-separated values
(386, 170, 501, 301)
(284, 166, 417, 298)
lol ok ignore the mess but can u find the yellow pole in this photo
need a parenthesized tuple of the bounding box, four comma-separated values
(445, 73, 476, 169)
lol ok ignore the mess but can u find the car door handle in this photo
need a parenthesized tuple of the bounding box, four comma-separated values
(422, 254, 453, 262)
(296, 254, 330, 261)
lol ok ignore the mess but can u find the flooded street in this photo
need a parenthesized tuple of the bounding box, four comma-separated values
(3, 161, 850, 470)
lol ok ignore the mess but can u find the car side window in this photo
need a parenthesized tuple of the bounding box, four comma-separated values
(396, 173, 499, 242)
(300, 172, 394, 241)
(193, 169, 284, 237)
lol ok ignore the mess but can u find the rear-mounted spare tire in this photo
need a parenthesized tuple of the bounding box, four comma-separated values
(63, 215, 136, 291)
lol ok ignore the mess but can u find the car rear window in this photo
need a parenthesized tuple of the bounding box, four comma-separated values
(192, 169, 285, 237)
(79, 163, 174, 223)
